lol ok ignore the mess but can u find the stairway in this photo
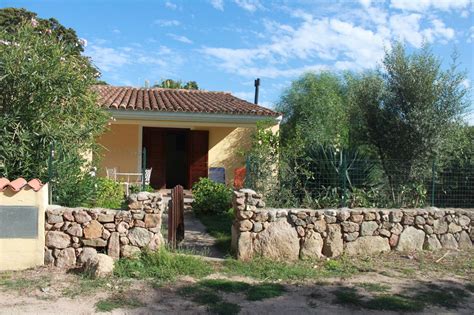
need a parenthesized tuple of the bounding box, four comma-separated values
(160, 189, 194, 212)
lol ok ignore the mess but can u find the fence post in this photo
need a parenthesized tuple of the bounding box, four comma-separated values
(47, 141, 54, 204)
(341, 153, 347, 208)
(431, 157, 436, 206)
(142, 147, 147, 191)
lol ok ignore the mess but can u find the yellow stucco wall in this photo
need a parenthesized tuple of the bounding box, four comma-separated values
(97, 124, 140, 175)
(201, 127, 253, 186)
(97, 121, 279, 187)
(0, 185, 47, 271)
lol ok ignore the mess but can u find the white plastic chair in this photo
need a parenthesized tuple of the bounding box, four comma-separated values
(106, 167, 117, 180)
(144, 168, 153, 185)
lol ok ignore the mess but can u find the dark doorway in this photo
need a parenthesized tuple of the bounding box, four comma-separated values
(142, 127, 209, 190)
(166, 130, 188, 188)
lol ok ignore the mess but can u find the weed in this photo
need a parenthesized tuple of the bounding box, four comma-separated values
(95, 295, 143, 312)
(114, 248, 213, 282)
(357, 282, 390, 293)
(246, 283, 286, 301)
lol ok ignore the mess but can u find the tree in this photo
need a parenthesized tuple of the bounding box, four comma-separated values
(0, 23, 109, 206)
(152, 79, 199, 90)
(276, 72, 349, 149)
(350, 43, 468, 195)
(0, 7, 85, 54)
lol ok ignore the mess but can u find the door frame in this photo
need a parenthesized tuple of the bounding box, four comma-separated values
(143, 126, 206, 189)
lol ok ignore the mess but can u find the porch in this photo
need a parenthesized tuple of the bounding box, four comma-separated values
(97, 122, 255, 189)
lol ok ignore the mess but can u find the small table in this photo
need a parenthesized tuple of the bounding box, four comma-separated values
(115, 172, 143, 196)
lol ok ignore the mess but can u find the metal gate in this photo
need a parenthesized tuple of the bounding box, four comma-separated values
(168, 185, 185, 249)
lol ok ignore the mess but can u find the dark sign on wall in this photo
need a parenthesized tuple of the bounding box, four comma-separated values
(0, 206, 38, 239)
(209, 167, 226, 184)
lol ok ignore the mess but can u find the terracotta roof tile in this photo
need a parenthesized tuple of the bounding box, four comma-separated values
(93, 85, 280, 117)
(0, 178, 44, 192)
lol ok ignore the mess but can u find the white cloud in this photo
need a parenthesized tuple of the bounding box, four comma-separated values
(234, 0, 263, 12)
(389, 14, 455, 47)
(167, 33, 193, 44)
(85, 43, 181, 79)
(112, 29, 121, 34)
(154, 19, 180, 27)
(209, 0, 224, 11)
(359, 0, 372, 8)
(202, 4, 460, 79)
(165, 1, 177, 10)
(87, 46, 130, 71)
(202, 15, 386, 78)
(233, 91, 254, 101)
(468, 26, 474, 43)
(391, 0, 471, 12)
(389, 13, 424, 47)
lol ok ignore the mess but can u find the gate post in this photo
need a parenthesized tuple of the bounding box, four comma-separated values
(168, 185, 185, 249)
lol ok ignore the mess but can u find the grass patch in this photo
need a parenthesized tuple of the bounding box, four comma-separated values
(195, 210, 234, 254)
(62, 276, 118, 297)
(246, 283, 286, 301)
(333, 287, 423, 312)
(222, 256, 359, 281)
(198, 279, 251, 293)
(333, 287, 364, 307)
(357, 282, 390, 293)
(0, 275, 50, 292)
(95, 295, 143, 312)
(465, 282, 474, 293)
(178, 281, 241, 315)
(413, 284, 470, 309)
(179, 279, 283, 314)
(365, 295, 424, 312)
(114, 248, 213, 283)
(208, 302, 241, 315)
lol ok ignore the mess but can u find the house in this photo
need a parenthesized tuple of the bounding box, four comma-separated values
(94, 85, 280, 189)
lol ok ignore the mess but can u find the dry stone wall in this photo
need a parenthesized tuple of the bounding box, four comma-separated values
(231, 189, 474, 261)
(44, 192, 164, 268)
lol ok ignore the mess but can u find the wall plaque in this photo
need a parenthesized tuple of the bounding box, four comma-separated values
(0, 206, 38, 238)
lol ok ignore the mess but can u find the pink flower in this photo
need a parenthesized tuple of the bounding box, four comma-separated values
(31, 18, 38, 27)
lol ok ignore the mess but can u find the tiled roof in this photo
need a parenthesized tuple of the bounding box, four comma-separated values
(94, 85, 279, 117)
(0, 178, 44, 192)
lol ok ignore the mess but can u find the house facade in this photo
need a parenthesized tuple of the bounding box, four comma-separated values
(94, 85, 280, 189)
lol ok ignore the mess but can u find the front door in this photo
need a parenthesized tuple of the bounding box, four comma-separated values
(142, 127, 209, 189)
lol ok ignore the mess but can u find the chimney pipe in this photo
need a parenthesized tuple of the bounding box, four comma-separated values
(254, 78, 260, 105)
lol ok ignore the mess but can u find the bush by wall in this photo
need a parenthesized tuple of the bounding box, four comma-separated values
(192, 178, 232, 214)
(94, 178, 125, 209)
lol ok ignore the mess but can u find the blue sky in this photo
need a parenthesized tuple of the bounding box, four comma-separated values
(3, 0, 474, 122)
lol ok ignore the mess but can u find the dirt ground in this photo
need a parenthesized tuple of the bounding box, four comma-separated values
(0, 250, 473, 315)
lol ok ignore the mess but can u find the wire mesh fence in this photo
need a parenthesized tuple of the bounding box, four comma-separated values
(246, 155, 474, 209)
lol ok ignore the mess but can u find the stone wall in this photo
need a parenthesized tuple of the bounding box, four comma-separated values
(44, 192, 164, 268)
(231, 189, 474, 261)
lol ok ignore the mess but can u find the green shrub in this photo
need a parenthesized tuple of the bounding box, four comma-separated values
(129, 184, 154, 194)
(94, 178, 124, 209)
(192, 178, 232, 214)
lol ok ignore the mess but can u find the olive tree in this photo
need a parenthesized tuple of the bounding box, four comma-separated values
(350, 43, 469, 199)
(0, 23, 108, 206)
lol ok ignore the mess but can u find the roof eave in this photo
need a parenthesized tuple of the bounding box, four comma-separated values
(108, 109, 281, 125)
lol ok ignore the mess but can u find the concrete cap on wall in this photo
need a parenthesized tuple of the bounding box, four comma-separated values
(0, 178, 44, 192)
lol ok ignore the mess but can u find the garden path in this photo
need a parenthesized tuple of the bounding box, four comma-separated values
(179, 211, 224, 259)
